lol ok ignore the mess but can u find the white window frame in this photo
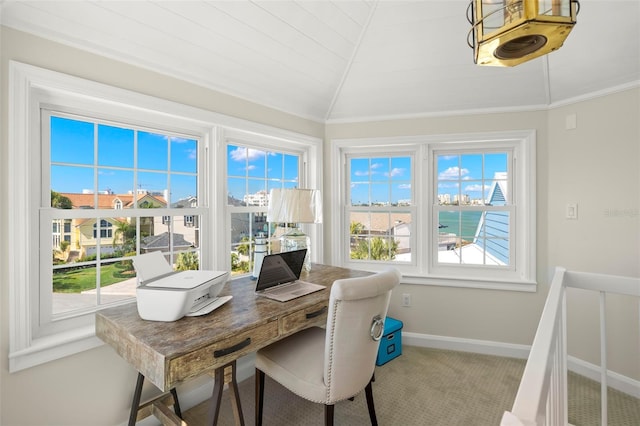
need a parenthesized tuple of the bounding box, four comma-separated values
(220, 128, 323, 273)
(343, 148, 418, 267)
(8, 61, 322, 371)
(330, 131, 536, 292)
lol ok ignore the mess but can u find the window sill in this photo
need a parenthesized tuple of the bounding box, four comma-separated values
(9, 325, 103, 373)
(401, 274, 537, 292)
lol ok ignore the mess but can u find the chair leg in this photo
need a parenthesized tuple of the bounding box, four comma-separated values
(324, 404, 334, 426)
(255, 368, 265, 426)
(365, 377, 378, 426)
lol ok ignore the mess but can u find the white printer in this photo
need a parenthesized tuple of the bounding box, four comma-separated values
(133, 252, 231, 322)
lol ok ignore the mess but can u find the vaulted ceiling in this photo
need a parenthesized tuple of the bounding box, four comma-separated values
(2, 1, 639, 122)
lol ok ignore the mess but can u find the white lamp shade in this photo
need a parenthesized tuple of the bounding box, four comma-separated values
(267, 188, 322, 224)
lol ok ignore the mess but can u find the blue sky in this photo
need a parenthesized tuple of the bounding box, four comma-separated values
(51, 116, 508, 207)
(347, 153, 508, 206)
(437, 153, 508, 202)
(50, 116, 197, 204)
(226, 145, 299, 201)
(349, 157, 412, 206)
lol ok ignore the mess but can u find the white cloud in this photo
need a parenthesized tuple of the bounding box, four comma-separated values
(464, 183, 490, 192)
(438, 166, 469, 180)
(229, 147, 265, 162)
(386, 167, 405, 177)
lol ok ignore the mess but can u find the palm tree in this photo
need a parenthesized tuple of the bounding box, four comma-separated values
(113, 220, 136, 254)
(351, 236, 398, 261)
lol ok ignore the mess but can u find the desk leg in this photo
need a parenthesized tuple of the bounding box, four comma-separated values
(128, 373, 183, 425)
(207, 361, 245, 426)
(170, 388, 183, 418)
(129, 373, 145, 426)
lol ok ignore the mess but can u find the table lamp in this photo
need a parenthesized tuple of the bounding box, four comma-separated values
(266, 188, 322, 271)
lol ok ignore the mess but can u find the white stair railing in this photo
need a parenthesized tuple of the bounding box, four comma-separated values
(501, 267, 640, 426)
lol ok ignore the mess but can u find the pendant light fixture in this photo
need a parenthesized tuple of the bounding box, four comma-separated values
(467, 0, 580, 66)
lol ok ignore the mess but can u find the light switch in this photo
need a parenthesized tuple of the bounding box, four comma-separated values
(565, 114, 577, 130)
(566, 203, 578, 220)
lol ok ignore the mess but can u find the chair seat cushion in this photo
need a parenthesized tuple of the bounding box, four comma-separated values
(256, 326, 330, 404)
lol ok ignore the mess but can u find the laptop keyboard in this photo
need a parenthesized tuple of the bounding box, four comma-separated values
(265, 282, 300, 295)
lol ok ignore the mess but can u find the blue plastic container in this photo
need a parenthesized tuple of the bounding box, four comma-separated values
(376, 316, 403, 366)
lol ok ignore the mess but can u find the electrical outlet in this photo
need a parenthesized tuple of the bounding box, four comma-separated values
(402, 293, 411, 307)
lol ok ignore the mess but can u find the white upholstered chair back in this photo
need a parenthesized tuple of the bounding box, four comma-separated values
(323, 267, 401, 403)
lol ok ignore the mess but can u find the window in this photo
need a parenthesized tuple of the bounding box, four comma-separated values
(9, 62, 322, 371)
(434, 151, 511, 266)
(45, 113, 202, 322)
(331, 132, 536, 290)
(9, 62, 211, 372)
(225, 142, 302, 275)
(347, 155, 414, 262)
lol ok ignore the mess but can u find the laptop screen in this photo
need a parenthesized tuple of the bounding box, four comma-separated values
(255, 249, 307, 292)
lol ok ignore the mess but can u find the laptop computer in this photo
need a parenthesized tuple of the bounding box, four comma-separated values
(255, 249, 325, 302)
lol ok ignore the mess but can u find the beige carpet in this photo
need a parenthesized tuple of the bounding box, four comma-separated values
(183, 346, 640, 425)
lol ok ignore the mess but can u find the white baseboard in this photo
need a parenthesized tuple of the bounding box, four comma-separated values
(403, 331, 532, 359)
(567, 355, 640, 399)
(404, 331, 640, 398)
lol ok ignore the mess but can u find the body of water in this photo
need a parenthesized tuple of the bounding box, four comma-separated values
(438, 211, 482, 238)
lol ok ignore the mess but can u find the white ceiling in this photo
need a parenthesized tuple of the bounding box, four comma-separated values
(2, 0, 639, 123)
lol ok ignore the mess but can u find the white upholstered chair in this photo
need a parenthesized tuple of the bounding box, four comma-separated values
(255, 267, 401, 426)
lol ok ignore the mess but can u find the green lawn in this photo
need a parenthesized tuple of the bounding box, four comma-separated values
(53, 262, 134, 293)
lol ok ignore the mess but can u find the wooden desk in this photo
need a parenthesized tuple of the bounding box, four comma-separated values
(95, 263, 370, 425)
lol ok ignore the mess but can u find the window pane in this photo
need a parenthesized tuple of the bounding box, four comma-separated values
(351, 182, 370, 206)
(283, 154, 299, 182)
(350, 158, 370, 183)
(230, 212, 251, 275)
(391, 156, 412, 205)
(98, 169, 134, 198)
(50, 116, 94, 165)
(247, 148, 266, 178)
(461, 180, 482, 205)
(247, 179, 266, 201)
(461, 154, 482, 180)
(98, 124, 134, 168)
(99, 258, 136, 305)
(370, 158, 389, 182)
(138, 131, 168, 170)
(228, 177, 247, 206)
(371, 183, 388, 206)
(52, 264, 97, 315)
(137, 171, 168, 203)
(170, 174, 197, 206)
(267, 152, 283, 180)
(171, 137, 197, 173)
(51, 166, 95, 208)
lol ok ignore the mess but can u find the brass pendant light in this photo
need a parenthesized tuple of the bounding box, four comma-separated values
(467, 0, 580, 66)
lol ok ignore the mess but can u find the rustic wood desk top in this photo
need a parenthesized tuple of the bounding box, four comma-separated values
(95, 263, 370, 392)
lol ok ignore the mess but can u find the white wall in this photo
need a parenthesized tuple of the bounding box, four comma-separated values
(325, 89, 640, 382)
(1, 25, 638, 426)
(547, 89, 639, 380)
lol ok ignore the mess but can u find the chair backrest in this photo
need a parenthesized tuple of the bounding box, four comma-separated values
(323, 267, 401, 402)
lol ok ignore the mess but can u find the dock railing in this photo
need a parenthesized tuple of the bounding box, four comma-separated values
(501, 267, 640, 426)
